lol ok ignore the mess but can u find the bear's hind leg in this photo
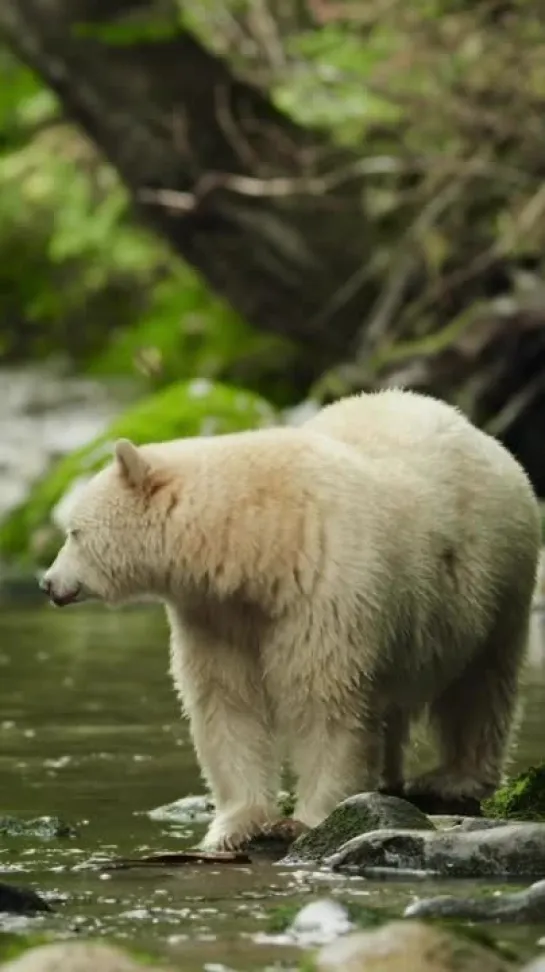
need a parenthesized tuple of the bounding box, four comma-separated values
(404, 606, 530, 815)
(379, 706, 410, 798)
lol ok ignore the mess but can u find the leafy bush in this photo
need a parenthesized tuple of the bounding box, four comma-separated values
(0, 380, 278, 565)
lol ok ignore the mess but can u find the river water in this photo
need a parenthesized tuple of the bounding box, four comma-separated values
(1, 604, 545, 969)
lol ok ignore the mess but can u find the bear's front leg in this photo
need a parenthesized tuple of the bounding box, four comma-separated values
(290, 711, 384, 828)
(188, 698, 282, 851)
(173, 641, 282, 852)
(191, 695, 282, 850)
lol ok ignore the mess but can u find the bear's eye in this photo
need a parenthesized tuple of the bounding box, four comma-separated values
(68, 528, 81, 541)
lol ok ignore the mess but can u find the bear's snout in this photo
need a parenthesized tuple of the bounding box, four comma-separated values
(39, 574, 81, 607)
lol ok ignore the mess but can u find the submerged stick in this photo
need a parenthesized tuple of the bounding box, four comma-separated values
(102, 849, 251, 871)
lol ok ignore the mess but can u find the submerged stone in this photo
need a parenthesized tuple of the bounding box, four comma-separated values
(326, 822, 545, 878)
(405, 877, 545, 922)
(148, 790, 296, 830)
(271, 899, 355, 947)
(286, 792, 434, 863)
(313, 920, 515, 972)
(0, 817, 77, 840)
(247, 817, 308, 855)
(483, 764, 545, 822)
(147, 795, 214, 825)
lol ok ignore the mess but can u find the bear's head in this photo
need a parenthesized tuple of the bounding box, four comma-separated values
(40, 438, 170, 607)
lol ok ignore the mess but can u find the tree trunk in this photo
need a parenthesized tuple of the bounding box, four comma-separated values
(2, 0, 545, 495)
(0, 0, 373, 369)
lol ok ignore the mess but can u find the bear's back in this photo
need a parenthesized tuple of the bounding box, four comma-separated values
(304, 389, 540, 634)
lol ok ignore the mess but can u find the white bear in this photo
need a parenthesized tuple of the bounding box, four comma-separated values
(40, 389, 541, 850)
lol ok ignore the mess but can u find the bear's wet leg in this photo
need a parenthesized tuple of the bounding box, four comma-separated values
(404, 608, 530, 816)
(290, 711, 384, 828)
(193, 697, 281, 851)
(179, 663, 281, 852)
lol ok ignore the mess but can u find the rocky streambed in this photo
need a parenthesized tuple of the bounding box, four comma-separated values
(8, 788, 545, 972)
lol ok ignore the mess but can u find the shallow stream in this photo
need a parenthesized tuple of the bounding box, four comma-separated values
(2, 604, 545, 969)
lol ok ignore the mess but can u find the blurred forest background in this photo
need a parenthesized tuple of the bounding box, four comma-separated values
(1, 0, 545, 571)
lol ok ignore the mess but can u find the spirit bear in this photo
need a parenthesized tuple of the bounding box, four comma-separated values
(40, 389, 541, 850)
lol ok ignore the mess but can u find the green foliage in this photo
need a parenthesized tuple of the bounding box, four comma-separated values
(0, 53, 165, 362)
(0, 381, 277, 566)
(1, 2, 545, 574)
(4, 2, 545, 395)
(0, 49, 291, 396)
(186, 0, 545, 401)
(89, 270, 294, 399)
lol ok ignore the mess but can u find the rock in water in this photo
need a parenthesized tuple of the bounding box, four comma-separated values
(405, 877, 545, 922)
(326, 822, 545, 878)
(1, 943, 171, 972)
(147, 795, 214, 824)
(314, 921, 515, 972)
(285, 899, 354, 946)
(285, 792, 434, 863)
(0, 882, 50, 915)
(0, 816, 77, 840)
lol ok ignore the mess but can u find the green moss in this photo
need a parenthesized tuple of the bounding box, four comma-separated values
(266, 903, 302, 933)
(278, 790, 296, 817)
(0, 380, 277, 566)
(482, 764, 545, 821)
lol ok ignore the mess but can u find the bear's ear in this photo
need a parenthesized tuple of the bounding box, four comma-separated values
(114, 438, 149, 489)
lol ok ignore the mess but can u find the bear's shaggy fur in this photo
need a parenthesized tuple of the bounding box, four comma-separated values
(41, 390, 541, 850)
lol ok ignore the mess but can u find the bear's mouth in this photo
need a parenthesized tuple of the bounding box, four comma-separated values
(50, 585, 82, 607)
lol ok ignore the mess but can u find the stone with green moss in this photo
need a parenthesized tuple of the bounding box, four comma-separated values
(483, 764, 545, 822)
(0, 935, 51, 965)
(285, 792, 435, 863)
(311, 920, 516, 972)
(0, 816, 77, 840)
(0, 380, 277, 567)
(1, 941, 172, 971)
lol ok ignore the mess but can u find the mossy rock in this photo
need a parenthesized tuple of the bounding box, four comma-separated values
(483, 764, 545, 822)
(0, 380, 277, 567)
(0, 815, 77, 840)
(0, 941, 170, 971)
(286, 792, 435, 863)
(0, 934, 51, 964)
